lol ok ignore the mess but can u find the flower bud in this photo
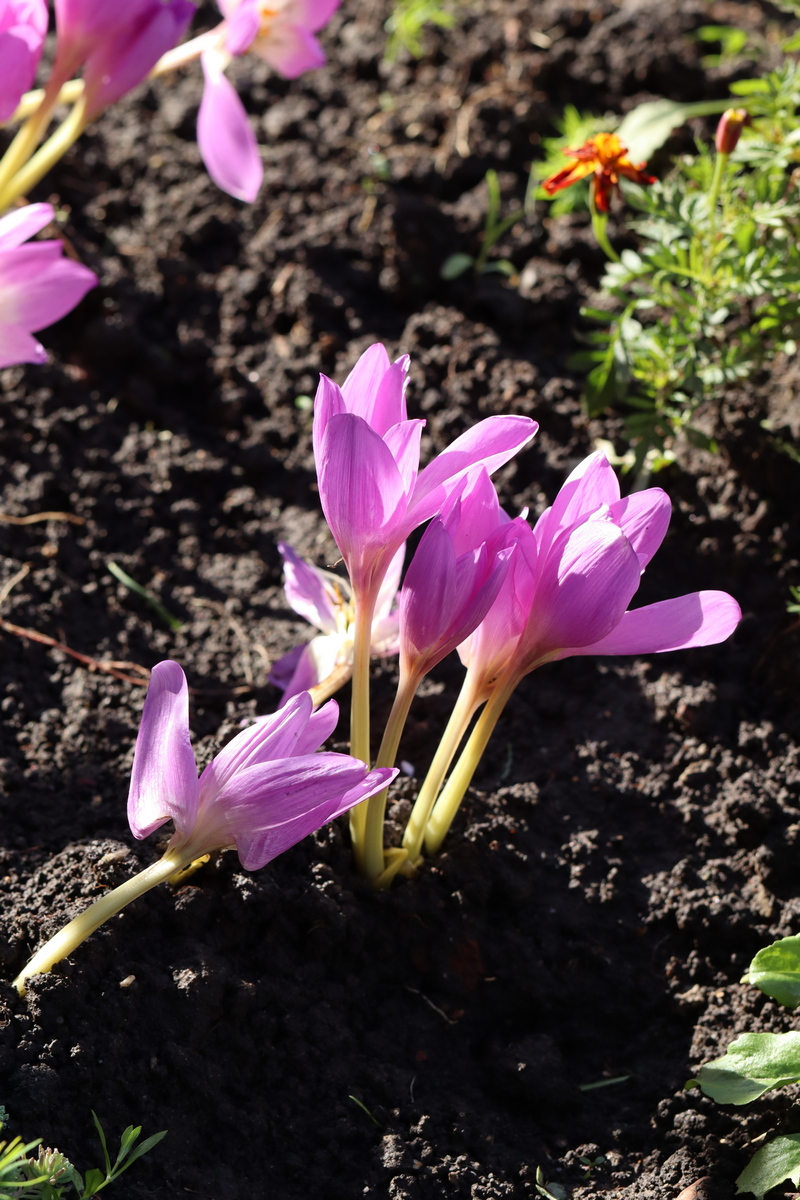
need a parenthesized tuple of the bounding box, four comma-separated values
(715, 108, 751, 155)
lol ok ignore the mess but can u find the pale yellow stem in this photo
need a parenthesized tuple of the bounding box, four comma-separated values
(8, 79, 85, 125)
(0, 92, 88, 215)
(308, 661, 353, 708)
(362, 666, 419, 884)
(0, 74, 70, 199)
(403, 669, 486, 865)
(348, 589, 377, 872)
(13, 848, 189, 996)
(424, 670, 520, 857)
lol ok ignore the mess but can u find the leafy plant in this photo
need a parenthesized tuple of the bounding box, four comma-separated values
(384, 0, 456, 59)
(528, 105, 616, 214)
(0, 1113, 166, 1199)
(691, 936, 800, 1197)
(441, 169, 524, 280)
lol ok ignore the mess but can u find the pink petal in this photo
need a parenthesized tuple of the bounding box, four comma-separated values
(225, 0, 260, 54)
(410, 415, 537, 525)
(383, 419, 424, 496)
(312, 374, 346, 457)
(374, 541, 404, 623)
(534, 451, 620, 557)
(0, 26, 42, 123)
(608, 487, 671, 570)
(317, 413, 407, 581)
(83, 0, 194, 117)
(128, 661, 199, 840)
(0, 203, 54, 251)
(441, 467, 509, 557)
(278, 542, 340, 634)
(0, 248, 97, 330)
(212, 755, 396, 870)
(570, 591, 742, 657)
(340, 345, 409, 434)
(198, 692, 339, 801)
(0, 324, 46, 367)
(198, 51, 263, 202)
(253, 22, 326, 78)
(400, 519, 457, 661)
(289, 0, 341, 32)
(521, 518, 642, 658)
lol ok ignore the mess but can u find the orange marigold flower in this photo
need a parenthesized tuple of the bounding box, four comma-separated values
(541, 131, 656, 213)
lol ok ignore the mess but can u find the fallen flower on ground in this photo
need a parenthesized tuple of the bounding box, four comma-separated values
(0, 201, 97, 367)
(270, 540, 403, 705)
(13, 660, 395, 994)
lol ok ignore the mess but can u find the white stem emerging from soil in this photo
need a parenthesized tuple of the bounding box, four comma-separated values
(13, 849, 189, 996)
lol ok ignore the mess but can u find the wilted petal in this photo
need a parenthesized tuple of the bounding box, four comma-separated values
(198, 50, 263, 202)
(609, 488, 671, 570)
(571, 591, 742, 657)
(278, 542, 340, 634)
(128, 661, 198, 839)
(213, 755, 396, 869)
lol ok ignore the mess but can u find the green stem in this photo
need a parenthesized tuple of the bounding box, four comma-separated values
(424, 670, 519, 857)
(0, 92, 88, 215)
(13, 849, 188, 996)
(348, 588, 377, 873)
(590, 202, 620, 263)
(707, 150, 728, 217)
(402, 669, 485, 865)
(7, 79, 84, 126)
(362, 666, 420, 884)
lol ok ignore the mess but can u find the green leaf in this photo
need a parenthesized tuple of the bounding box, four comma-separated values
(481, 259, 516, 276)
(616, 98, 731, 161)
(91, 1112, 111, 1178)
(440, 253, 474, 280)
(736, 1135, 800, 1198)
(122, 1130, 167, 1170)
(746, 936, 800, 1009)
(729, 77, 771, 95)
(694, 1031, 800, 1104)
(82, 1167, 106, 1197)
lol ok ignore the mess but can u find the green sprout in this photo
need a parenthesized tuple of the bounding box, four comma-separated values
(441, 169, 523, 281)
(107, 561, 183, 631)
(384, 0, 456, 60)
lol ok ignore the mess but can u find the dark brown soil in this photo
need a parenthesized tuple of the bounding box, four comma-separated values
(2, 1, 800, 1197)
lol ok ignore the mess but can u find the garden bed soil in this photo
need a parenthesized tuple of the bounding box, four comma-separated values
(2, 0, 800, 1196)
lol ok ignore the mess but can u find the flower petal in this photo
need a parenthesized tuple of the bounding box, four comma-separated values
(374, 541, 404, 623)
(128, 660, 198, 840)
(253, 22, 326, 78)
(0, 323, 47, 367)
(198, 692, 339, 801)
(225, 0, 260, 54)
(0, 202, 53, 251)
(569, 591, 742, 657)
(312, 373, 346, 457)
(383, 419, 424, 497)
(278, 541, 340, 634)
(410, 415, 537, 525)
(340, 345, 409, 434)
(213, 755, 396, 870)
(534, 451, 620, 557)
(0, 246, 97, 330)
(198, 50, 263, 202)
(608, 487, 671, 570)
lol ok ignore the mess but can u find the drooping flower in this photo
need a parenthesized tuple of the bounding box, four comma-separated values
(0, 0, 47, 123)
(542, 132, 656, 213)
(197, 0, 340, 201)
(313, 343, 537, 616)
(0, 202, 97, 368)
(270, 540, 403, 705)
(128, 660, 397, 870)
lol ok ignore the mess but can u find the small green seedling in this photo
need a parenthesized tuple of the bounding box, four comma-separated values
(441, 170, 523, 281)
(108, 561, 183, 631)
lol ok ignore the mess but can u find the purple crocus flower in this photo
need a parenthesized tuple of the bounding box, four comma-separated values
(270, 540, 403, 705)
(197, 0, 340, 201)
(54, 0, 193, 106)
(0, 202, 97, 368)
(313, 343, 537, 617)
(0, 0, 47, 123)
(399, 476, 515, 685)
(128, 660, 395, 870)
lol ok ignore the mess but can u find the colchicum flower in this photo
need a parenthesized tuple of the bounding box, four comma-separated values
(420, 450, 742, 857)
(542, 131, 656, 212)
(0, 202, 97, 368)
(270, 540, 403, 705)
(13, 660, 395, 993)
(198, 0, 340, 201)
(0, 0, 47, 123)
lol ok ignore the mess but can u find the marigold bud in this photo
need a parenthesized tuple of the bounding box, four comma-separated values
(715, 108, 751, 155)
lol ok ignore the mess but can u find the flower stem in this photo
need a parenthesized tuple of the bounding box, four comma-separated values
(0, 72, 70, 201)
(13, 849, 188, 996)
(0, 92, 88, 216)
(590, 201, 620, 263)
(402, 670, 485, 865)
(308, 661, 353, 708)
(348, 589, 377, 872)
(707, 150, 728, 216)
(7, 79, 85, 126)
(362, 666, 419, 884)
(424, 670, 519, 857)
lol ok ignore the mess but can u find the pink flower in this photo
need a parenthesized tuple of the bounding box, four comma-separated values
(0, 202, 97, 368)
(128, 661, 396, 870)
(0, 0, 47, 123)
(54, 0, 193, 107)
(477, 450, 741, 686)
(198, 0, 340, 201)
(313, 343, 537, 615)
(270, 540, 403, 704)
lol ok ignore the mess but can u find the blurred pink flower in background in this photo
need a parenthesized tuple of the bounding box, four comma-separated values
(0, 0, 47, 122)
(0, 202, 97, 368)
